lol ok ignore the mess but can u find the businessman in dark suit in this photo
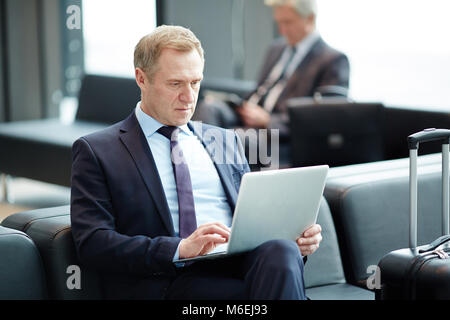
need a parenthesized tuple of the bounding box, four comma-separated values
(70, 25, 322, 300)
(194, 0, 350, 140)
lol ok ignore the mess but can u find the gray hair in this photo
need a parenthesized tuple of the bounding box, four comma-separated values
(264, 0, 317, 18)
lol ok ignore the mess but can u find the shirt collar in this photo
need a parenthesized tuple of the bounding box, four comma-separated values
(293, 30, 320, 54)
(135, 101, 192, 137)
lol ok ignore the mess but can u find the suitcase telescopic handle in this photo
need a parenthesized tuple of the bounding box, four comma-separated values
(418, 234, 450, 253)
(407, 128, 450, 249)
(408, 128, 450, 149)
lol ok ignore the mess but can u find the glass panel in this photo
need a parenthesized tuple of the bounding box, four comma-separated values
(82, 0, 157, 78)
(317, 0, 450, 111)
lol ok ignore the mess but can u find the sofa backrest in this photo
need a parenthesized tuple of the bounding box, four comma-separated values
(76, 74, 141, 124)
(287, 101, 385, 168)
(324, 153, 445, 286)
(383, 107, 450, 161)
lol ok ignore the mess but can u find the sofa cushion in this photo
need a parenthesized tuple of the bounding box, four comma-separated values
(24, 215, 102, 299)
(304, 197, 346, 288)
(76, 74, 140, 124)
(306, 283, 374, 300)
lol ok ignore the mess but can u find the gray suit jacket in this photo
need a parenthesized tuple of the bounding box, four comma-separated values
(254, 36, 350, 138)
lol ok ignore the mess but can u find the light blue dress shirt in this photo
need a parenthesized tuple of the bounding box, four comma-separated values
(135, 103, 233, 261)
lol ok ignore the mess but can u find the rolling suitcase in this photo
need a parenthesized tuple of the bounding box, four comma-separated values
(377, 128, 450, 300)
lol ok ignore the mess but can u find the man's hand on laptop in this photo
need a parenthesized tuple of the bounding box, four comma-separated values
(179, 222, 230, 259)
(296, 224, 323, 256)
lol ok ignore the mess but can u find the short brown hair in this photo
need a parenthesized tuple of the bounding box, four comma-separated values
(134, 25, 204, 80)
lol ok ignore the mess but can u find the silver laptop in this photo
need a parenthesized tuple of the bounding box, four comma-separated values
(175, 165, 329, 263)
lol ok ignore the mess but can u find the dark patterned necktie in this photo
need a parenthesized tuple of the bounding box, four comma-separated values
(256, 46, 297, 107)
(157, 126, 197, 238)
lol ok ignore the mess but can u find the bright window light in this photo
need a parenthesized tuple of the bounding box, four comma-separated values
(82, 0, 156, 78)
(317, 0, 450, 111)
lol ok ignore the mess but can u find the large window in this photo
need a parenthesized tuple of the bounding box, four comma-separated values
(58, 0, 156, 122)
(82, 0, 157, 78)
(317, 0, 450, 111)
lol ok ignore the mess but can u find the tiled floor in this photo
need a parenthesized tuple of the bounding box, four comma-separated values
(0, 177, 70, 222)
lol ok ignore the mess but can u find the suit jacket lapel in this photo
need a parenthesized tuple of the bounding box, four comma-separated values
(119, 113, 175, 236)
(278, 37, 325, 105)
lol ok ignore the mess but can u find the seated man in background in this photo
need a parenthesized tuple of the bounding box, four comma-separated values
(194, 0, 350, 142)
(70, 25, 323, 300)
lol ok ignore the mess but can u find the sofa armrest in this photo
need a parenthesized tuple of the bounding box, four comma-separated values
(0, 226, 47, 299)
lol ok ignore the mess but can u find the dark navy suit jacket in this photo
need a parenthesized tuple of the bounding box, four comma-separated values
(70, 111, 250, 299)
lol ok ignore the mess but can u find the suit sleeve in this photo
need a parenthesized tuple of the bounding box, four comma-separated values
(234, 130, 251, 174)
(316, 53, 350, 90)
(70, 138, 181, 277)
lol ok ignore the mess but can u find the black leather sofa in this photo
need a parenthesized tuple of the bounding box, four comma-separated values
(2, 151, 447, 300)
(1, 206, 102, 299)
(324, 153, 445, 289)
(287, 98, 450, 168)
(0, 152, 446, 300)
(1, 197, 374, 300)
(0, 74, 141, 187)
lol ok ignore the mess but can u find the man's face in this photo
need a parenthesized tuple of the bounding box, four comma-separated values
(138, 48, 204, 126)
(273, 5, 314, 46)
